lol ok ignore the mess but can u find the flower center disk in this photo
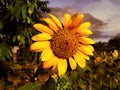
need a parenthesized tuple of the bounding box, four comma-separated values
(50, 29, 79, 59)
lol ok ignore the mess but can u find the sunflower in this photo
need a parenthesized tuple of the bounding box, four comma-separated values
(30, 13, 95, 76)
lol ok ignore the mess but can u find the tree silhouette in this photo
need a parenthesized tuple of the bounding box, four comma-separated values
(108, 36, 120, 50)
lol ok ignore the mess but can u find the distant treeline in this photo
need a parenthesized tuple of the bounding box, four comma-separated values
(93, 36, 120, 51)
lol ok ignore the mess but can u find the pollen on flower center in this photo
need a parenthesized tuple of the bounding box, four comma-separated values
(50, 29, 79, 59)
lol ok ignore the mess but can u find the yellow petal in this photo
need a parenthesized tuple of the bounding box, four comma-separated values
(64, 13, 71, 29)
(40, 48, 54, 61)
(51, 56, 59, 72)
(58, 59, 67, 76)
(44, 18, 59, 32)
(32, 33, 51, 41)
(42, 56, 58, 69)
(42, 61, 53, 69)
(74, 53, 86, 68)
(69, 13, 84, 29)
(77, 50, 90, 60)
(79, 22, 91, 30)
(30, 41, 50, 52)
(69, 57, 77, 70)
(33, 24, 54, 35)
(75, 28, 93, 36)
(48, 14, 63, 29)
(79, 37, 95, 44)
(78, 45, 94, 55)
(42, 60, 53, 68)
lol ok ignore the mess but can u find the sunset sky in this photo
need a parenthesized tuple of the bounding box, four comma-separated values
(44, 0, 120, 42)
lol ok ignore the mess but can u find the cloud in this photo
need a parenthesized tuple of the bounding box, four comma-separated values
(83, 0, 120, 36)
(83, 0, 119, 20)
(49, 7, 74, 20)
(112, 0, 120, 2)
(115, 32, 120, 37)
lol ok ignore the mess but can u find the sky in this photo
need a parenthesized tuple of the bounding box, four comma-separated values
(44, 0, 120, 42)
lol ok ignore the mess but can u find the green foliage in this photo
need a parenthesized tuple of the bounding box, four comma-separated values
(93, 42, 111, 52)
(78, 50, 120, 90)
(18, 78, 56, 90)
(0, 0, 50, 61)
(55, 76, 72, 90)
(18, 82, 42, 90)
(42, 77, 56, 90)
(0, 42, 12, 61)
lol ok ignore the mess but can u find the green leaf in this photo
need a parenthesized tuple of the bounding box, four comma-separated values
(0, 0, 4, 5)
(0, 21, 3, 29)
(19, 35, 25, 45)
(27, 17, 31, 24)
(28, 5, 34, 15)
(22, 5, 27, 19)
(18, 82, 43, 90)
(0, 43, 12, 61)
(17, 35, 21, 40)
(13, 35, 17, 43)
(43, 78, 56, 90)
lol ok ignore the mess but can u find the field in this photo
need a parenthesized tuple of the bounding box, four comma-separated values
(0, 43, 120, 90)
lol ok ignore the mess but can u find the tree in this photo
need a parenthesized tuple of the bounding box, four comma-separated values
(108, 36, 120, 50)
(0, 0, 50, 62)
(93, 42, 109, 52)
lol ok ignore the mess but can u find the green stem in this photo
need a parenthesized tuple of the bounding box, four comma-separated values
(100, 79, 102, 88)
(110, 78, 112, 90)
(89, 81, 92, 90)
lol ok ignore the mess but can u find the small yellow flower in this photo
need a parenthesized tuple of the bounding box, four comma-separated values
(30, 13, 95, 76)
(112, 50, 118, 57)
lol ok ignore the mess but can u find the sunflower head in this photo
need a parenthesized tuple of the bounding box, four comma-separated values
(30, 13, 95, 76)
(50, 29, 79, 59)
